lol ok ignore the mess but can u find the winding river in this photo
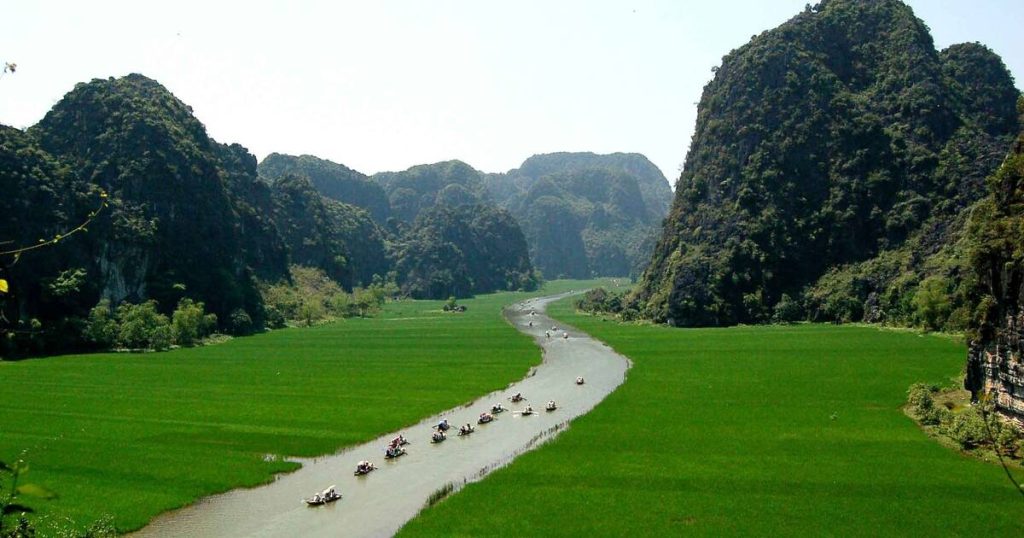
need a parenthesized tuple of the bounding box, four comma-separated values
(133, 292, 631, 537)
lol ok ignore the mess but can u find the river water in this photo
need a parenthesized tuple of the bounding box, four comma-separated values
(133, 293, 630, 537)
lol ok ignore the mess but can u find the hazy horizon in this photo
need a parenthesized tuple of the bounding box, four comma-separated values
(2, 0, 1022, 183)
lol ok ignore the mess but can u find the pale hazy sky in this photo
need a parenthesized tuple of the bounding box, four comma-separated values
(1, 1, 1021, 184)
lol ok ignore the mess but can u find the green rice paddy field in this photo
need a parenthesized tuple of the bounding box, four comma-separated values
(399, 298, 1024, 536)
(0, 280, 606, 533)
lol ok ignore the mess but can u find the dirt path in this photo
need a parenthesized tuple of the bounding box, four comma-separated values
(132, 292, 630, 538)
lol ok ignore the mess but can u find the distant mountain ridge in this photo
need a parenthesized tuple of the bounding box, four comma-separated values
(371, 160, 492, 224)
(486, 152, 673, 278)
(258, 153, 392, 223)
(286, 152, 673, 280)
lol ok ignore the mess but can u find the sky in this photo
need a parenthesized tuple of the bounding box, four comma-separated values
(1, 1, 1022, 185)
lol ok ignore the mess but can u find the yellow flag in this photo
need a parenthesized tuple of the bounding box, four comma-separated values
(0, 279, 7, 294)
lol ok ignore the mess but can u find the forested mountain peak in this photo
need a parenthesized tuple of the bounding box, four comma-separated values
(634, 0, 1021, 327)
(28, 73, 271, 327)
(371, 160, 491, 223)
(510, 151, 672, 217)
(483, 151, 672, 279)
(258, 153, 391, 223)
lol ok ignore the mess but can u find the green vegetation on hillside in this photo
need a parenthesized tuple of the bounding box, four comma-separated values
(373, 160, 491, 225)
(486, 152, 672, 279)
(0, 281, 598, 534)
(0, 125, 100, 355)
(1, 75, 294, 356)
(32, 74, 272, 330)
(269, 174, 390, 290)
(400, 299, 1024, 536)
(258, 153, 391, 223)
(635, 0, 1020, 328)
(392, 204, 540, 298)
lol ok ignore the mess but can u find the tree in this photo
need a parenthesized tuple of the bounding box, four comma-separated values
(229, 309, 254, 335)
(171, 298, 215, 346)
(116, 301, 170, 350)
(913, 276, 952, 331)
(297, 300, 323, 327)
(772, 294, 804, 324)
(83, 299, 118, 348)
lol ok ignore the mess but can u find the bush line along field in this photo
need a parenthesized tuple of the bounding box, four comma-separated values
(398, 298, 1024, 536)
(0, 280, 609, 534)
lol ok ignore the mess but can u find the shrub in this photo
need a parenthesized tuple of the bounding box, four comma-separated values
(772, 294, 804, 323)
(577, 288, 623, 314)
(171, 298, 215, 346)
(229, 309, 254, 335)
(150, 324, 172, 351)
(906, 383, 947, 425)
(912, 276, 952, 331)
(995, 424, 1021, 457)
(84, 299, 118, 348)
(907, 383, 936, 412)
(116, 301, 171, 350)
(941, 407, 988, 449)
(264, 305, 286, 329)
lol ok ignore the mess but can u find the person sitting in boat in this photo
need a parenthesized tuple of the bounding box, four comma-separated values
(545, 330, 551, 338)
(432, 430, 446, 442)
(313, 493, 322, 503)
(492, 403, 505, 413)
(563, 331, 569, 339)
(437, 419, 450, 431)
(523, 405, 534, 414)
(576, 376, 585, 385)
(546, 400, 557, 411)
(510, 392, 523, 402)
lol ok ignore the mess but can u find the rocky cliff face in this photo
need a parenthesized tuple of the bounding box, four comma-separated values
(968, 339, 1024, 427)
(965, 106, 1024, 423)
